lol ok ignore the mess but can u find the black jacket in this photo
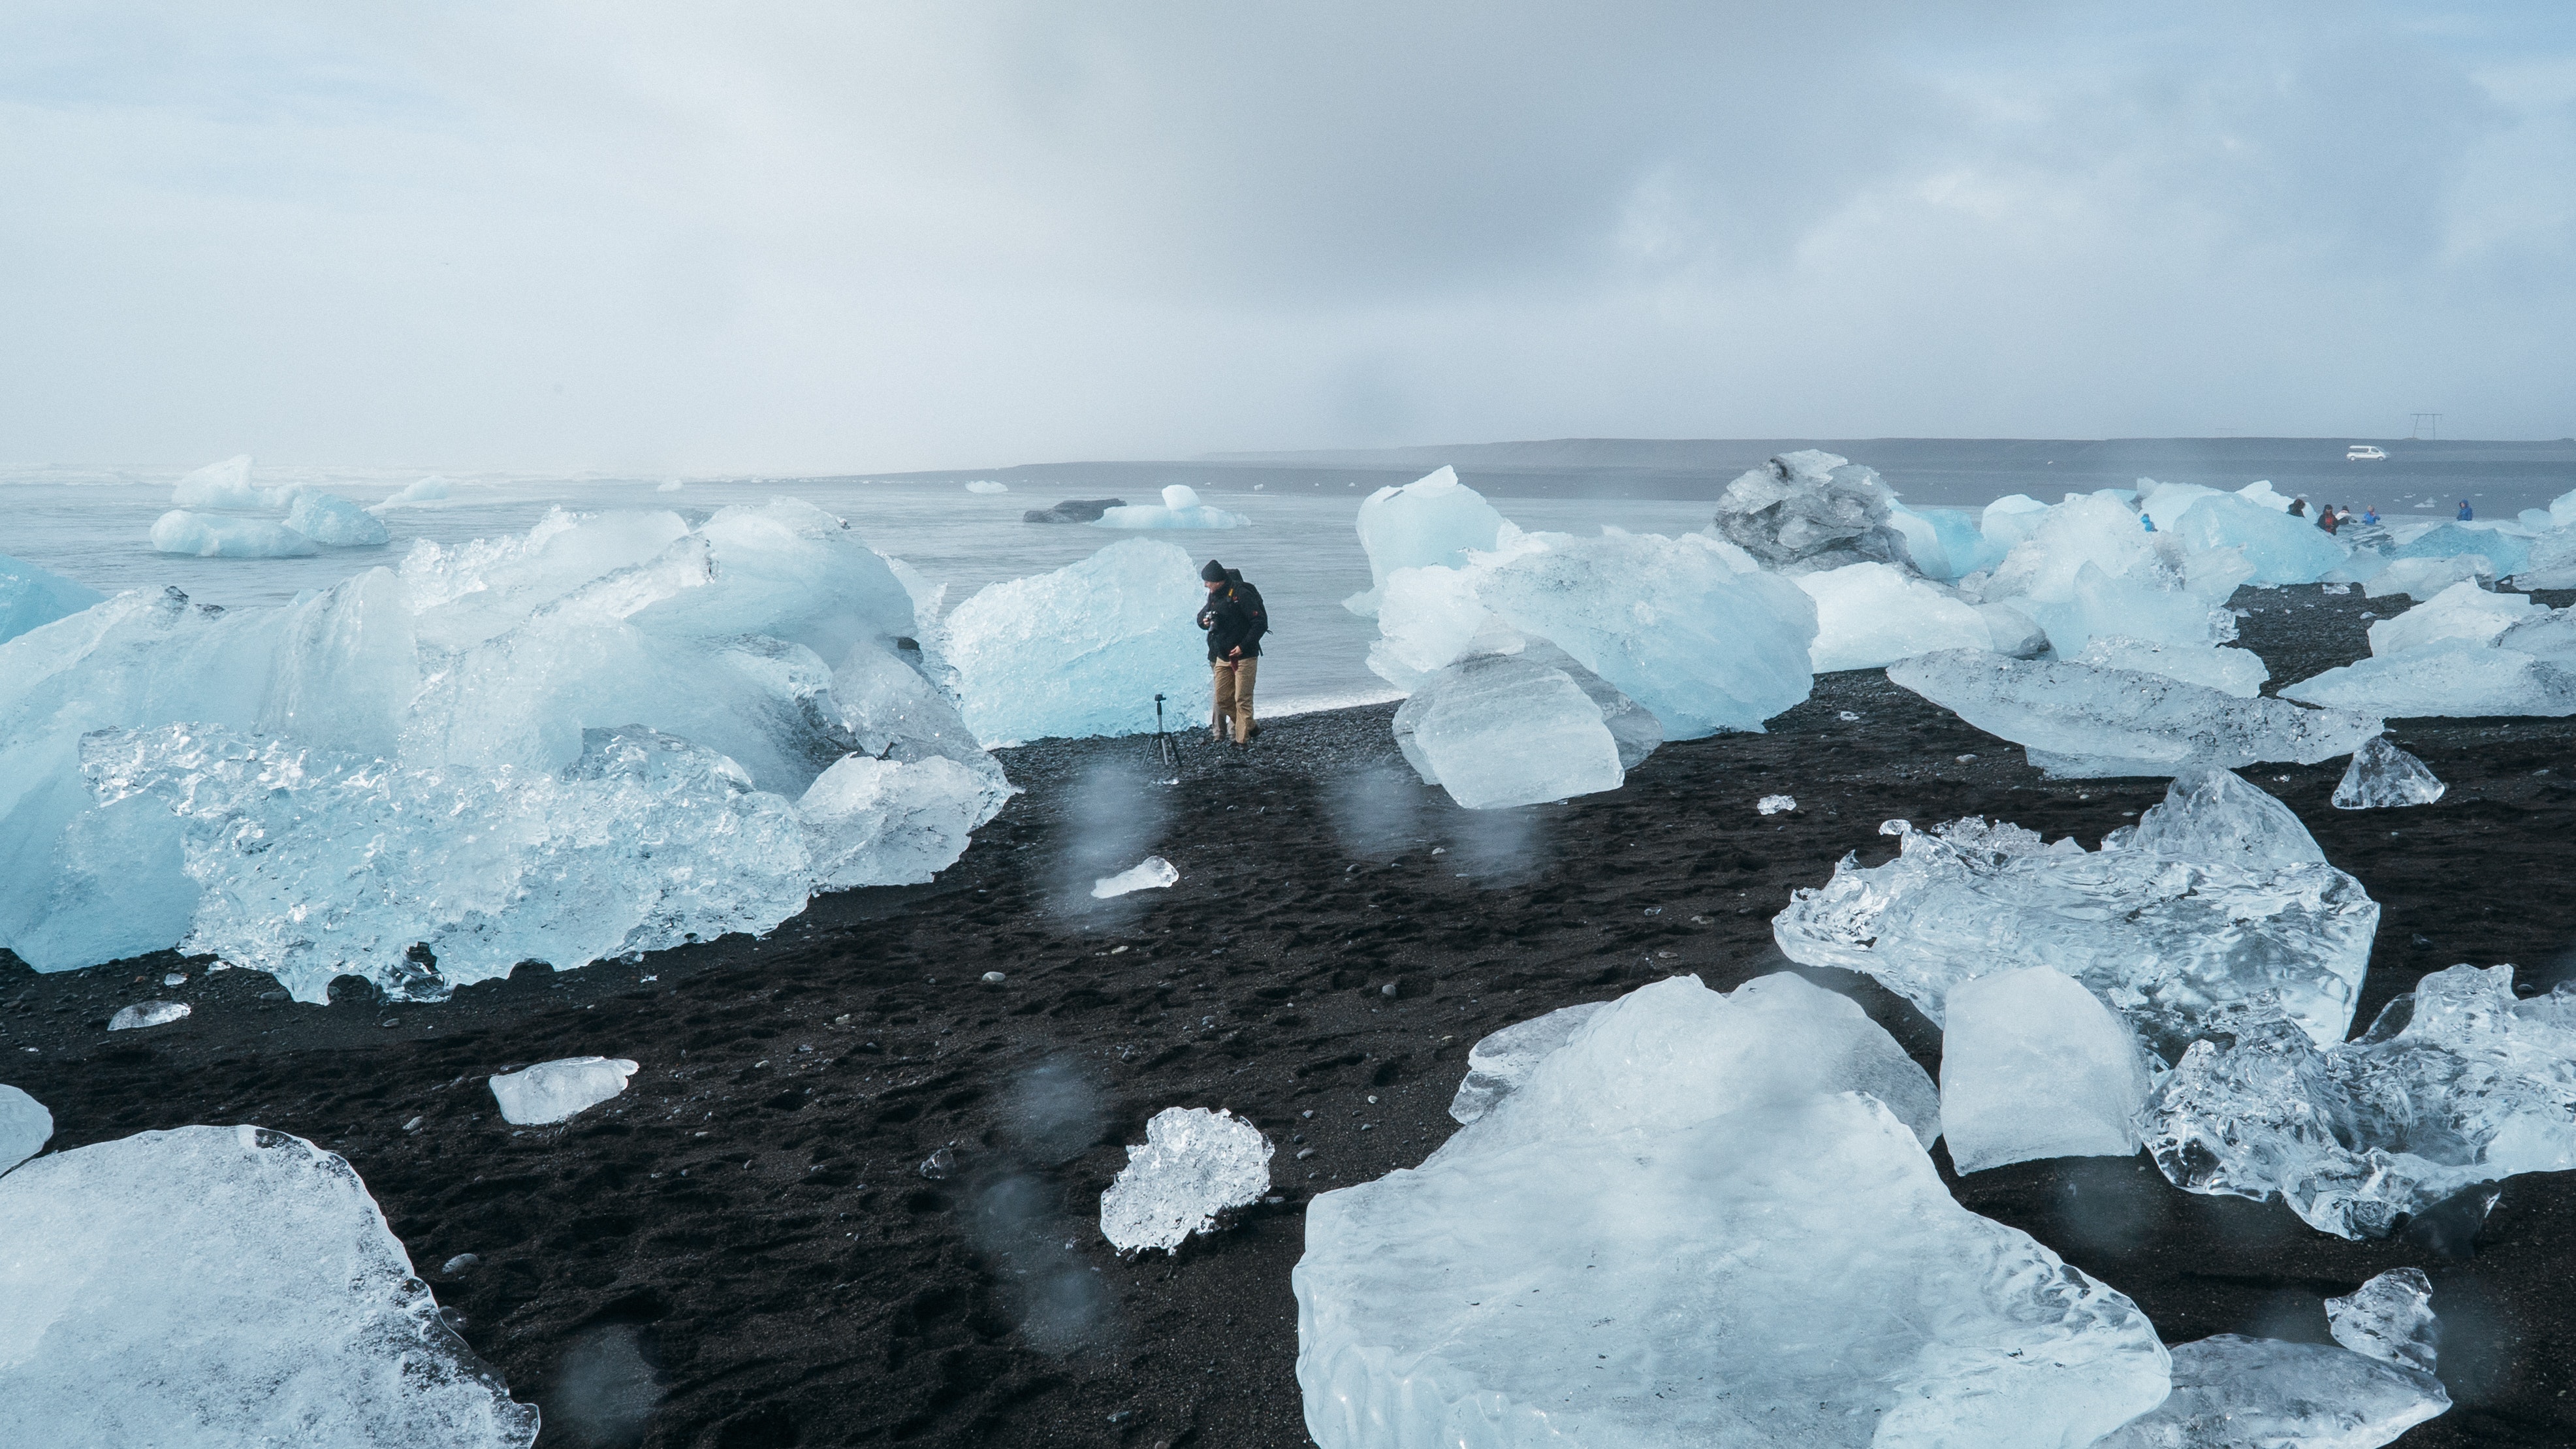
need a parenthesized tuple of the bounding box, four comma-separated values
(1198, 575, 1267, 661)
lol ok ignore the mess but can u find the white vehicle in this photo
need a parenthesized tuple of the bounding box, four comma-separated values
(2347, 444, 2388, 461)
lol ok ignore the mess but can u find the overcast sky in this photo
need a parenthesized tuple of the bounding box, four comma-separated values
(3, 2, 2571, 472)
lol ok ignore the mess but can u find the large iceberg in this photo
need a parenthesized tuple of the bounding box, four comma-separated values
(1969, 492, 2249, 655)
(0, 501, 1013, 998)
(2146, 963, 2576, 1237)
(2140, 481, 2349, 585)
(1939, 966, 2157, 1173)
(0, 1124, 538, 1447)
(0, 554, 103, 648)
(1296, 974, 2167, 1449)
(1888, 650, 2381, 778)
(1344, 466, 1506, 615)
(148, 510, 319, 558)
(285, 490, 393, 547)
(1092, 483, 1249, 530)
(1795, 561, 1997, 671)
(942, 537, 1210, 746)
(1775, 771, 2379, 1057)
(1709, 450, 1916, 573)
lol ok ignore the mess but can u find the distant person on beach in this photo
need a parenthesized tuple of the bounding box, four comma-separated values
(2362, 505, 2381, 524)
(2288, 497, 2308, 517)
(2458, 500, 2475, 520)
(2317, 504, 2341, 535)
(1197, 559, 1267, 744)
(2140, 513, 2155, 532)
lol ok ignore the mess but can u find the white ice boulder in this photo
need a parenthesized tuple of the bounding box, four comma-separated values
(149, 510, 319, 558)
(1888, 650, 2381, 778)
(1295, 974, 2165, 1449)
(2091, 1333, 2447, 1448)
(285, 491, 392, 547)
(0, 1083, 50, 1173)
(1794, 561, 1994, 671)
(488, 1057, 638, 1125)
(1446, 1001, 1608, 1124)
(168, 454, 281, 509)
(1099, 1106, 1271, 1252)
(0, 1124, 539, 1447)
(1091, 855, 1179, 899)
(2280, 640, 2576, 718)
(964, 479, 1008, 494)
(1939, 966, 2155, 1173)
(2018, 562, 2239, 657)
(2495, 605, 2576, 666)
(1344, 466, 1506, 616)
(1391, 652, 1625, 809)
(106, 1000, 191, 1031)
(2075, 635, 2270, 699)
(0, 554, 104, 648)
(1092, 483, 1250, 530)
(2364, 554, 2492, 600)
(2366, 580, 2533, 656)
(2333, 737, 2446, 809)
(944, 538, 1211, 746)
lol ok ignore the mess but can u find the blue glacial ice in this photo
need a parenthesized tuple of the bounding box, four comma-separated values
(148, 511, 319, 558)
(2280, 639, 2576, 718)
(1295, 973, 2168, 1449)
(1968, 492, 2248, 655)
(2389, 520, 2529, 579)
(943, 537, 1211, 746)
(0, 1124, 539, 1447)
(2075, 635, 2269, 697)
(2139, 481, 2349, 585)
(2366, 580, 2534, 655)
(1344, 466, 1506, 615)
(1092, 484, 1249, 530)
(2364, 554, 2491, 600)
(284, 490, 392, 547)
(2093, 1330, 2447, 1448)
(0, 553, 103, 647)
(0, 500, 1013, 998)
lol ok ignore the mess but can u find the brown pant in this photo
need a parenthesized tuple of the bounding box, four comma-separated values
(1211, 657, 1258, 742)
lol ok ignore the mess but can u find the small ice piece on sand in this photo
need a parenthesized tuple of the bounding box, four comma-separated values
(2334, 737, 2447, 809)
(1100, 1106, 1272, 1253)
(1446, 1002, 1608, 1124)
(2075, 635, 2270, 699)
(964, 479, 1009, 494)
(0, 1083, 52, 1173)
(488, 1057, 639, 1126)
(106, 1000, 191, 1032)
(2329, 1268, 2440, 1373)
(980, 970, 1006, 983)
(284, 491, 392, 547)
(1092, 856, 1179, 899)
(1939, 966, 2154, 1173)
(0, 1124, 539, 1446)
(148, 510, 320, 558)
(2090, 1333, 2447, 1448)
(1757, 794, 1796, 815)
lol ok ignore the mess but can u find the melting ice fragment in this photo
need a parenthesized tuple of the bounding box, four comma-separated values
(0, 1124, 539, 1447)
(0, 1083, 51, 1173)
(1889, 649, 2381, 778)
(2366, 580, 2533, 656)
(964, 479, 1008, 494)
(1709, 450, 1916, 573)
(1757, 793, 1796, 814)
(1793, 561, 1994, 670)
(1939, 966, 2155, 1173)
(944, 538, 1211, 746)
(148, 510, 319, 558)
(489, 1057, 637, 1125)
(1092, 855, 1179, 899)
(106, 1000, 190, 1031)
(1098, 1106, 1271, 1252)
(168, 454, 279, 509)
(1445, 1000, 1606, 1124)
(2328, 1267, 2440, 1373)
(2090, 1333, 2448, 1449)
(1294, 974, 2165, 1449)
(2333, 737, 2446, 809)
(2364, 554, 2491, 600)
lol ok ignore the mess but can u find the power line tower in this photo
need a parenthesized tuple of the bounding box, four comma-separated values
(2410, 413, 2442, 440)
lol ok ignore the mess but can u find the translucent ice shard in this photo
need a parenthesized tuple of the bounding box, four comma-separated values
(1091, 855, 1179, 899)
(1794, 561, 1995, 671)
(0, 553, 103, 648)
(1888, 650, 2381, 778)
(945, 538, 1211, 745)
(1939, 966, 2156, 1173)
(1295, 975, 2165, 1449)
(489, 1057, 638, 1125)
(148, 509, 319, 558)
(1446, 1001, 1608, 1124)
(2076, 635, 2270, 699)
(2281, 639, 2576, 718)
(106, 1000, 191, 1032)
(0, 1083, 50, 1174)
(1345, 466, 1506, 616)
(1099, 1107, 1271, 1252)
(2090, 1334, 2447, 1448)
(2144, 965, 2576, 1237)
(2332, 737, 2446, 809)
(284, 490, 392, 547)
(2327, 1268, 2439, 1373)
(1775, 774, 2377, 1056)
(0, 1124, 539, 1447)
(1391, 650, 1627, 808)
(800, 754, 1010, 889)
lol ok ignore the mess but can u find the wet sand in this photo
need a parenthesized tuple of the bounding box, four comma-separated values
(7, 584, 2575, 1448)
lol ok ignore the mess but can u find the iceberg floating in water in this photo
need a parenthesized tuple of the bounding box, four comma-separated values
(1774, 771, 2378, 1057)
(963, 479, 1008, 494)
(1888, 649, 2381, 778)
(149, 510, 319, 558)
(285, 491, 392, 547)
(168, 454, 287, 510)
(1344, 466, 1506, 616)
(1939, 965, 2157, 1173)
(1294, 974, 2166, 1449)
(1709, 450, 1917, 573)
(0, 1125, 539, 1447)
(2333, 737, 2446, 808)
(374, 475, 453, 509)
(0, 1083, 51, 1173)
(1092, 483, 1249, 530)
(0, 553, 104, 648)
(489, 1057, 637, 1125)
(944, 537, 1211, 746)
(1099, 1107, 1271, 1253)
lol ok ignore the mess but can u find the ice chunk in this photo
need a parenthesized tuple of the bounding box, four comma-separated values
(1091, 855, 1179, 899)
(1775, 779, 2377, 1056)
(1795, 561, 1995, 670)
(800, 754, 1011, 888)
(2494, 604, 2576, 665)
(1296, 975, 2163, 1449)
(1978, 601, 2050, 657)
(1099, 1106, 1271, 1252)
(1445, 1001, 1607, 1124)
(0, 554, 104, 647)
(2127, 767, 2325, 868)
(2333, 737, 2446, 808)
(1886, 503, 1999, 579)
(375, 474, 453, 509)
(0, 1083, 50, 1173)
(2329, 1268, 2439, 1373)
(0, 1124, 539, 1446)
(2150, 487, 2350, 585)
(1391, 652, 1625, 808)
(2366, 579, 2534, 656)
(2091, 1334, 2447, 1448)
(2020, 563, 2240, 657)
(488, 1057, 637, 1125)
(1939, 966, 2155, 1172)
(2146, 965, 2576, 1237)
(963, 479, 1008, 494)
(945, 538, 1210, 745)
(2281, 639, 2576, 718)
(2364, 554, 2492, 600)
(1757, 793, 1796, 814)
(284, 490, 392, 547)
(168, 454, 281, 509)
(1344, 466, 1508, 616)
(2391, 521, 2528, 578)
(1888, 650, 2381, 778)
(106, 1000, 190, 1031)
(1710, 450, 1917, 573)
(148, 509, 319, 558)
(1092, 483, 1250, 530)
(1021, 496, 1124, 523)
(2076, 635, 2270, 698)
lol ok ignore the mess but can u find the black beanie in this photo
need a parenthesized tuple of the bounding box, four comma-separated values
(1200, 559, 1228, 582)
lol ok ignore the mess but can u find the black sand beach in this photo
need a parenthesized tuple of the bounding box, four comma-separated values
(8, 584, 2576, 1448)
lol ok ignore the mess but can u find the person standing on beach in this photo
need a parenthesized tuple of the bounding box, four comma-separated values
(2289, 496, 2308, 517)
(2317, 503, 2341, 535)
(2458, 500, 2475, 520)
(1197, 560, 1267, 744)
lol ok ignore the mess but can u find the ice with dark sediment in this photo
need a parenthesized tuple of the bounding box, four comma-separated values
(0, 553, 103, 648)
(1887, 649, 2382, 778)
(1344, 466, 1506, 616)
(944, 537, 1211, 745)
(2332, 737, 2446, 809)
(1775, 770, 2378, 1057)
(1446, 1000, 1608, 1124)
(1939, 966, 2158, 1173)
(0, 1083, 51, 1173)
(488, 1057, 639, 1126)
(1296, 974, 2167, 1449)
(1098, 1107, 1272, 1253)
(1709, 449, 1917, 574)
(0, 1125, 538, 1448)
(2075, 634, 2270, 698)
(2146, 964, 2576, 1238)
